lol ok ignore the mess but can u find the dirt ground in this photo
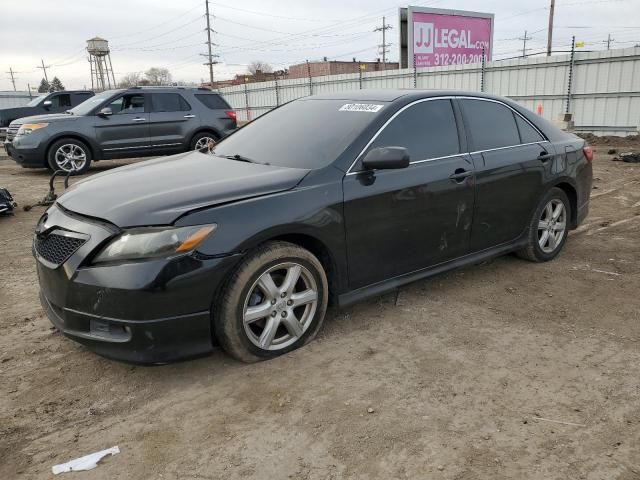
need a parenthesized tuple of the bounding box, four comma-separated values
(0, 143, 639, 480)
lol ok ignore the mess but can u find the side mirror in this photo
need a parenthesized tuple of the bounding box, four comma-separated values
(43, 100, 52, 109)
(362, 147, 410, 171)
(98, 107, 113, 117)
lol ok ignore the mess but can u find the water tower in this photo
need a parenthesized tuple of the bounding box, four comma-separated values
(87, 37, 116, 91)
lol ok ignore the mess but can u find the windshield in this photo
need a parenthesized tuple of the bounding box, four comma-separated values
(68, 90, 119, 116)
(26, 94, 47, 107)
(213, 99, 387, 169)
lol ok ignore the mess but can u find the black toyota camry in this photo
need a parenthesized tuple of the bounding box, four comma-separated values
(34, 90, 593, 364)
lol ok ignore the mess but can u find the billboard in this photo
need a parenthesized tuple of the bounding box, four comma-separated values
(399, 7, 494, 68)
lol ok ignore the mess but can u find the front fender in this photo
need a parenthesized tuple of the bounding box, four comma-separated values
(174, 182, 348, 293)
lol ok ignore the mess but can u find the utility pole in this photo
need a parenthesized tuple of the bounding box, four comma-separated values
(374, 16, 393, 65)
(546, 0, 555, 56)
(519, 30, 532, 58)
(6, 68, 17, 91)
(38, 59, 50, 82)
(201, 0, 219, 89)
(606, 33, 614, 50)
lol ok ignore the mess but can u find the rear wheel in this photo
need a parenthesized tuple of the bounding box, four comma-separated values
(47, 138, 92, 174)
(517, 187, 571, 262)
(190, 132, 219, 152)
(214, 241, 329, 363)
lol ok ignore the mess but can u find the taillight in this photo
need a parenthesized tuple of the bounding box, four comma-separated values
(583, 145, 594, 162)
(225, 111, 237, 122)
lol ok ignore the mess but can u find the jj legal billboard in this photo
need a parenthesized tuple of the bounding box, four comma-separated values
(399, 7, 494, 68)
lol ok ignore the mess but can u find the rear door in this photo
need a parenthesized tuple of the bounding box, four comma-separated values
(459, 98, 550, 251)
(149, 92, 195, 154)
(343, 98, 475, 290)
(93, 92, 151, 158)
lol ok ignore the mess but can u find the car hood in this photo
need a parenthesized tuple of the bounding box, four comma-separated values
(57, 151, 310, 227)
(10, 113, 79, 125)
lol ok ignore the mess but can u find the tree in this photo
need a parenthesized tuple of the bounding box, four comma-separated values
(49, 77, 65, 92)
(118, 72, 142, 88)
(248, 60, 273, 75)
(144, 67, 172, 86)
(37, 78, 50, 93)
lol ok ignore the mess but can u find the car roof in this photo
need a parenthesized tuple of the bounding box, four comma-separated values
(125, 87, 219, 93)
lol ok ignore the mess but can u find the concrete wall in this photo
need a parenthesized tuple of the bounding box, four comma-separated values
(0, 91, 36, 109)
(221, 47, 640, 136)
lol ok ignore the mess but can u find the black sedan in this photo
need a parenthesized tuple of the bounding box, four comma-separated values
(34, 90, 593, 364)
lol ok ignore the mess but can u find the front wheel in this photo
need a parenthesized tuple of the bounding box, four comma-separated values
(47, 138, 92, 174)
(517, 187, 571, 262)
(214, 241, 329, 363)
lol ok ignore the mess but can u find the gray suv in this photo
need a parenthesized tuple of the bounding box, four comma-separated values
(4, 87, 237, 173)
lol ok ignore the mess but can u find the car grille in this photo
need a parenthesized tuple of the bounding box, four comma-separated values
(34, 232, 86, 266)
(6, 124, 21, 142)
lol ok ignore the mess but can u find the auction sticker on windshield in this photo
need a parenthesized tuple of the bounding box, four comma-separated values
(339, 104, 384, 113)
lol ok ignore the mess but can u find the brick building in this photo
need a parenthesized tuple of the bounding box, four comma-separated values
(288, 59, 399, 79)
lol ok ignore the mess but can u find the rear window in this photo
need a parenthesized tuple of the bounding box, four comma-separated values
(195, 94, 231, 110)
(152, 93, 191, 112)
(515, 114, 545, 143)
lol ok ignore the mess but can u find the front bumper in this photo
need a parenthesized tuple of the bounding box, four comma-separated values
(35, 203, 241, 364)
(5, 133, 47, 167)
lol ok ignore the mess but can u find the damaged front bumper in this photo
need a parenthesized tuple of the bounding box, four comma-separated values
(35, 203, 241, 364)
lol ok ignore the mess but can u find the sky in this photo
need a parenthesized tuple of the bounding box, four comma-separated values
(1, 0, 639, 91)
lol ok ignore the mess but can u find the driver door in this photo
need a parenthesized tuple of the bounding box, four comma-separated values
(94, 92, 151, 158)
(342, 99, 475, 290)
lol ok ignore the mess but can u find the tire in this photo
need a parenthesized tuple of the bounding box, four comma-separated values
(214, 241, 329, 363)
(189, 131, 219, 152)
(46, 138, 92, 174)
(517, 187, 571, 262)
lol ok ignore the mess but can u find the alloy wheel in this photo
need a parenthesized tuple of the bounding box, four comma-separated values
(538, 199, 567, 253)
(54, 144, 87, 172)
(194, 136, 215, 151)
(243, 262, 319, 351)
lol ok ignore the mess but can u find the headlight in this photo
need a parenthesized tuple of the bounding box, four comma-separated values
(93, 224, 216, 264)
(17, 123, 49, 136)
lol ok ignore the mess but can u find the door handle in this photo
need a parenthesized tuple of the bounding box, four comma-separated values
(132, 118, 146, 122)
(449, 168, 473, 183)
(538, 151, 554, 162)
(183, 114, 196, 118)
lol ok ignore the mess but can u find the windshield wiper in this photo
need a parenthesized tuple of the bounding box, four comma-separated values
(218, 153, 257, 164)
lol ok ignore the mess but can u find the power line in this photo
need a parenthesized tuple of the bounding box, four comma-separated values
(202, 0, 218, 87)
(519, 30, 533, 58)
(37, 59, 51, 83)
(547, 0, 556, 56)
(374, 17, 393, 65)
(6, 68, 17, 91)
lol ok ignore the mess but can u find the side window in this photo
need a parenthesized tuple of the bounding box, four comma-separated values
(195, 94, 231, 110)
(51, 94, 71, 108)
(366, 99, 460, 164)
(73, 93, 93, 106)
(152, 93, 191, 112)
(462, 99, 521, 151)
(106, 94, 145, 114)
(514, 114, 545, 143)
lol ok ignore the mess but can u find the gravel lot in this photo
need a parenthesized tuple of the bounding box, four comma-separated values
(0, 143, 639, 480)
